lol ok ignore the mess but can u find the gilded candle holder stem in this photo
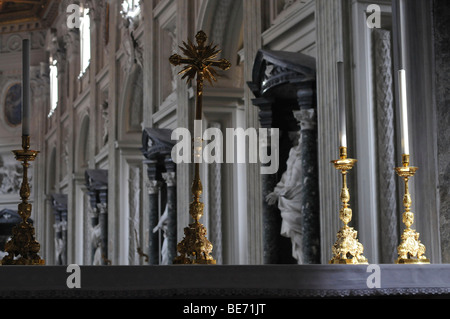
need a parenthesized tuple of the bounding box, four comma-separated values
(1, 135, 44, 265)
(395, 154, 429, 264)
(329, 147, 368, 264)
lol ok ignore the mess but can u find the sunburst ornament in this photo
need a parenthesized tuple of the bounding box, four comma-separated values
(169, 30, 231, 85)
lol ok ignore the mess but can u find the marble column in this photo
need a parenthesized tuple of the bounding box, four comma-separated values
(145, 160, 160, 265)
(261, 143, 281, 264)
(373, 28, 398, 263)
(251, 98, 280, 264)
(162, 157, 176, 264)
(315, 0, 345, 263)
(293, 103, 320, 264)
(434, 0, 450, 263)
(243, 0, 264, 264)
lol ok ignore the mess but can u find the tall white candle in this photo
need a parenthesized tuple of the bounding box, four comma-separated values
(398, 0, 407, 70)
(337, 61, 347, 148)
(398, 69, 409, 155)
(22, 39, 30, 136)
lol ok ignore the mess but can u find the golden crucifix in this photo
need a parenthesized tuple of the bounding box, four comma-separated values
(169, 30, 230, 264)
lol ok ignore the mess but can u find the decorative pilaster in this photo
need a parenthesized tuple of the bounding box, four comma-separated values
(315, 0, 345, 263)
(243, 0, 264, 264)
(128, 166, 141, 265)
(373, 28, 398, 263)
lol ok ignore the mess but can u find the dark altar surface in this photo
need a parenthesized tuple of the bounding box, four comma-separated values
(0, 264, 449, 298)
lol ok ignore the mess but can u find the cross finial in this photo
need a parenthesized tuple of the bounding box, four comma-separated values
(169, 30, 231, 84)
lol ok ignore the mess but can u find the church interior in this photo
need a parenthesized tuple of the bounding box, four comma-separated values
(0, 0, 449, 299)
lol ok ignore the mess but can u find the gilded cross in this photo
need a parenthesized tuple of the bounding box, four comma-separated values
(169, 30, 231, 119)
(169, 31, 230, 264)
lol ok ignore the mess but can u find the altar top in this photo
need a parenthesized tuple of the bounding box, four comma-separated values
(0, 264, 449, 298)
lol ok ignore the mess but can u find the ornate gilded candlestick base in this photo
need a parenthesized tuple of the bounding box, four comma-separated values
(173, 178, 216, 264)
(1, 136, 44, 265)
(329, 147, 368, 264)
(395, 154, 429, 264)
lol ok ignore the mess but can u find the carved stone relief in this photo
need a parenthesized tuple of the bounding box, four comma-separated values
(120, 3, 143, 73)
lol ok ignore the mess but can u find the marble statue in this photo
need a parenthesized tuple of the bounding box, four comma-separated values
(101, 101, 109, 145)
(265, 131, 303, 263)
(54, 233, 64, 264)
(153, 203, 169, 265)
(0, 157, 22, 195)
(91, 223, 102, 265)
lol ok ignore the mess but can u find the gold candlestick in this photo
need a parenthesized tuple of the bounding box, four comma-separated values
(395, 154, 429, 264)
(169, 31, 230, 264)
(1, 135, 44, 265)
(329, 147, 368, 264)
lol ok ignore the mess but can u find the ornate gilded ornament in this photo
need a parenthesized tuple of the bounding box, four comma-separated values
(1, 135, 44, 265)
(169, 31, 230, 264)
(329, 147, 368, 264)
(395, 154, 429, 264)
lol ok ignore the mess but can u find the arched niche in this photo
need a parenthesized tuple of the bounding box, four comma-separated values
(197, 0, 244, 89)
(75, 114, 90, 172)
(118, 64, 143, 142)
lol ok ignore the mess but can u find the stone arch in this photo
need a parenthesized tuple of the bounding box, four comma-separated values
(197, 0, 244, 88)
(118, 64, 143, 141)
(75, 114, 90, 172)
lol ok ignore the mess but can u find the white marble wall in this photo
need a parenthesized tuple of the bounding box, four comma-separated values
(12, 0, 444, 265)
(0, 0, 321, 265)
